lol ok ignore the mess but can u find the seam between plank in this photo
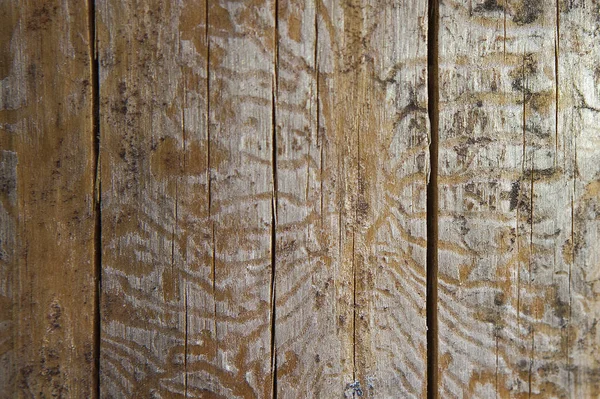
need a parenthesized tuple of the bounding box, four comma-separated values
(88, 0, 101, 397)
(270, 1, 279, 397)
(426, 0, 440, 398)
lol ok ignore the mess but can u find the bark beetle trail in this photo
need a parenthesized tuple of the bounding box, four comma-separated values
(426, 0, 439, 398)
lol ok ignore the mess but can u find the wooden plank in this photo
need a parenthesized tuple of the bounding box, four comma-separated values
(437, 0, 555, 396)
(273, 0, 340, 396)
(99, 0, 429, 397)
(273, 0, 352, 396)
(97, 0, 209, 396)
(438, 0, 600, 397)
(275, 0, 429, 397)
(0, 1, 97, 397)
(98, 0, 278, 396)
(207, 0, 276, 397)
(323, 0, 431, 397)
(558, 1, 600, 396)
(351, 2, 430, 395)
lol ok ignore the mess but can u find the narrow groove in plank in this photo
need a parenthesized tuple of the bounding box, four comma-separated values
(352, 231, 357, 384)
(270, 1, 279, 397)
(554, 0, 559, 168)
(207, 6, 217, 394)
(426, 0, 440, 398)
(88, 0, 102, 397)
(205, 0, 212, 216)
(205, 2, 217, 365)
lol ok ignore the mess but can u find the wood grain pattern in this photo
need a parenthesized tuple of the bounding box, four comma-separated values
(98, 0, 208, 396)
(322, 0, 431, 397)
(5, 0, 600, 397)
(0, 1, 97, 397)
(274, 0, 430, 397)
(558, 1, 600, 396)
(207, 0, 276, 396)
(274, 1, 352, 396)
(98, 0, 278, 396)
(438, 0, 600, 397)
(98, 0, 429, 397)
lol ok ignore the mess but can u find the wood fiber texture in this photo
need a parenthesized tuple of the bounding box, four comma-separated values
(0, 1, 97, 397)
(438, 0, 600, 397)
(275, 0, 429, 397)
(97, 0, 428, 397)
(2, 0, 600, 398)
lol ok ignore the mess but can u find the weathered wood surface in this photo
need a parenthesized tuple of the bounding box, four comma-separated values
(4, 0, 600, 398)
(0, 1, 97, 397)
(558, 2, 600, 396)
(98, 0, 278, 396)
(207, 0, 275, 396)
(98, 0, 429, 397)
(438, 0, 600, 397)
(275, 0, 429, 397)
(97, 0, 211, 396)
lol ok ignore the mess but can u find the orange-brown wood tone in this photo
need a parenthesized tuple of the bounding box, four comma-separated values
(2, 1, 600, 398)
(0, 1, 97, 397)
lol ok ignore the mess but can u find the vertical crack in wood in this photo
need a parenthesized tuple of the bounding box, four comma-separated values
(569, 127, 577, 394)
(314, 3, 323, 227)
(171, 182, 178, 275)
(517, 53, 526, 339)
(181, 73, 188, 398)
(205, 0, 218, 367)
(352, 231, 357, 386)
(206, 0, 212, 215)
(184, 284, 189, 398)
(270, 1, 279, 397)
(495, 334, 499, 399)
(211, 223, 217, 347)
(519, 51, 533, 398)
(503, 0, 507, 60)
(88, 0, 101, 397)
(554, 0, 560, 166)
(426, 0, 439, 398)
(183, 76, 187, 168)
(352, 65, 360, 391)
(528, 160, 535, 399)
